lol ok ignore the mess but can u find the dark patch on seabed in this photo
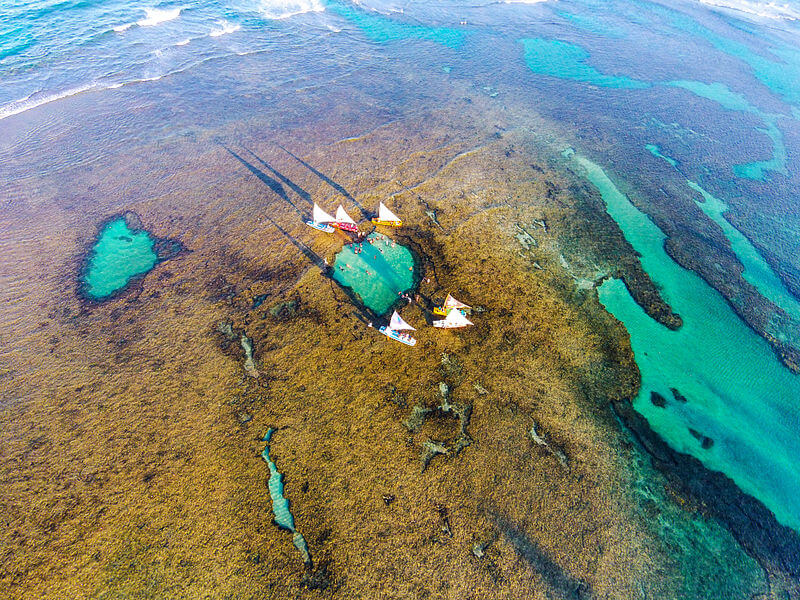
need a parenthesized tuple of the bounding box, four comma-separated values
(612, 398, 800, 591)
(488, 511, 592, 600)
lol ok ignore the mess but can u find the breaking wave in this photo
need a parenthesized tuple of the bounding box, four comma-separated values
(697, 0, 800, 20)
(258, 0, 325, 20)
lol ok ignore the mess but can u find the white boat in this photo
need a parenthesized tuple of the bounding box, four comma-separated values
(371, 202, 402, 227)
(378, 310, 417, 346)
(305, 203, 335, 233)
(432, 308, 473, 329)
(333, 205, 359, 232)
(433, 293, 471, 316)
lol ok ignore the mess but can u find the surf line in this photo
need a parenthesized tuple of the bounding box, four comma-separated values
(261, 429, 313, 568)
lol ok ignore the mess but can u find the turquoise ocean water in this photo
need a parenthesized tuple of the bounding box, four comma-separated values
(3, 0, 800, 540)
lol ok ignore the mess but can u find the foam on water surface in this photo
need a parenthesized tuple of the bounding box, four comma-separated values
(568, 150, 800, 533)
(332, 232, 415, 315)
(82, 217, 159, 300)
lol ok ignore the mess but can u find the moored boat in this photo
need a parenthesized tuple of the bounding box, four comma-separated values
(371, 202, 403, 227)
(433, 293, 471, 316)
(378, 310, 417, 346)
(305, 203, 335, 233)
(333, 205, 359, 232)
(432, 308, 473, 329)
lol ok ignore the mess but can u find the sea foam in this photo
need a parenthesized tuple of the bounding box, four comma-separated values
(259, 0, 325, 20)
(137, 7, 182, 27)
(0, 84, 98, 121)
(209, 20, 242, 37)
(697, 0, 800, 20)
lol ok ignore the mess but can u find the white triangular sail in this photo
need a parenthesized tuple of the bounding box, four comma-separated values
(335, 205, 357, 224)
(378, 202, 401, 222)
(389, 310, 416, 331)
(444, 309, 473, 327)
(443, 293, 471, 310)
(313, 203, 335, 224)
(433, 309, 473, 329)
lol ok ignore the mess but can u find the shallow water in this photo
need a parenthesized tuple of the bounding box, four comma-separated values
(570, 151, 800, 532)
(332, 232, 415, 315)
(82, 217, 158, 299)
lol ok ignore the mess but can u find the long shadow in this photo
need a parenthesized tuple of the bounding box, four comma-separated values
(242, 147, 313, 207)
(488, 511, 592, 600)
(222, 145, 304, 217)
(276, 143, 368, 215)
(262, 215, 326, 270)
(261, 216, 379, 326)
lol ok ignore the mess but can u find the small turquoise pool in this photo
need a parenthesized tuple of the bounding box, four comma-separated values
(82, 217, 159, 300)
(332, 232, 415, 315)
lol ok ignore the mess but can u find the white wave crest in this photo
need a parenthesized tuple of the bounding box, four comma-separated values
(697, 0, 800, 20)
(0, 84, 98, 121)
(113, 22, 134, 32)
(137, 7, 182, 27)
(259, 0, 325, 20)
(209, 20, 242, 37)
(175, 38, 191, 46)
(502, 0, 550, 3)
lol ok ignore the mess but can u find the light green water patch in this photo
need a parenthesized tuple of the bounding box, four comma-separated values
(732, 120, 787, 180)
(327, 2, 466, 49)
(645, 144, 678, 167)
(666, 80, 787, 180)
(652, 1, 800, 109)
(261, 429, 312, 565)
(668, 80, 753, 112)
(332, 232, 415, 315)
(83, 217, 159, 300)
(518, 38, 650, 89)
(648, 144, 800, 331)
(567, 150, 800, 533)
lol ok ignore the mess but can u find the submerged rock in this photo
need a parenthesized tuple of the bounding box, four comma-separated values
(670, 387, 688, 403)
(650, 391, 667, 408)
(529, 421, 568, 468)
(240, 333, 259, 378)
(421, 439, 449, 472)
(688, 428, 714, 450)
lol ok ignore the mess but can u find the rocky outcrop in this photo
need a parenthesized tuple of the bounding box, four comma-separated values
(612, 398, 800, 591)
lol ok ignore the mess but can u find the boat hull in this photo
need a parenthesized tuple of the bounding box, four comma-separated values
(371, 218, 402, 227)
(333, 222, 359, 233)
(433, 307, 468, 317)
(378, 326, 417, 346)
(432, 321, 469, 329)
(305, 220, 335, 233)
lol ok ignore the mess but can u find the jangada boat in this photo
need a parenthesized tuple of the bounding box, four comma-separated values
(432, 307, 473, 329)
(433, 293, 471, 316)
(378, 310, 417, 346)
(332, 205, 359, 233)
(305, 203, 335, 233)
(371, 202, 403, 227)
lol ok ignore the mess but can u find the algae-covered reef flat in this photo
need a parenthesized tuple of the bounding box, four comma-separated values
(2, 1, 800, 598)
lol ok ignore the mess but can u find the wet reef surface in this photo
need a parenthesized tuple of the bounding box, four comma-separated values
(0, 36, 795, 600)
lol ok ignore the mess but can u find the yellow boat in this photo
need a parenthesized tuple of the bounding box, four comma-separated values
(433, 293, 471, 316)
(371, 201, 403, 227)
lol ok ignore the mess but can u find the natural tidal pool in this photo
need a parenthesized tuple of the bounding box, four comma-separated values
(82, 216, 159, 300)
(567, 150, 800, 533)
(332, 232, 415, 315)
